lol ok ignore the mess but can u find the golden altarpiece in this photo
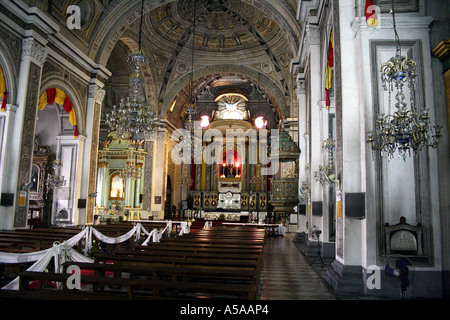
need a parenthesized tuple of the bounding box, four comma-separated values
(188, 91, 272, 222)
(95, 132, 147, 222)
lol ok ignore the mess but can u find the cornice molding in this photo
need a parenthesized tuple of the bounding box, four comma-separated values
(432, 39, 450, 63)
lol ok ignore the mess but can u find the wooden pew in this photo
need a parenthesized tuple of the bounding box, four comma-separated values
(15, 270, 257, 299)
(61, 261, 258, 287)
(93, 253, 261, 272)
(113, 248, 262, 263)
(1, 224, 266, 300)
(159, 237, 265, 247)
(0, 231, 73, 252)
(133, 244, 263, 255)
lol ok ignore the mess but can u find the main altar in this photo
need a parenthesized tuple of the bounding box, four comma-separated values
(186, 90, 270, 223)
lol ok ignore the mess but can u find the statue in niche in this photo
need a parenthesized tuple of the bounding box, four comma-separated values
(220, 150, 241, 179)
(110, 173, 124, 200)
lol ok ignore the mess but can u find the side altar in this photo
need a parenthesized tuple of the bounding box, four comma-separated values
(94, 132, 148, 223)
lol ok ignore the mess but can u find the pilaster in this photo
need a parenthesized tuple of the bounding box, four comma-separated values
(77, 83, 105, 225)
(6, 37, 48, 229)
(153, 130, 166, 219)
(296, 76, 308, 236)
(325, 0, 364, 295)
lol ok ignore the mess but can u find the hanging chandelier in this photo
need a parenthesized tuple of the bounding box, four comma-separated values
(314, 135, 336, 185)
(367, 1, 441, 160)
(105, 0, 159, 139)
(183, 0, 199, 145)
(46, 160, 66, 195)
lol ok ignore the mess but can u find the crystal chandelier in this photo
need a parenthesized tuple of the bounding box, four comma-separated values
(314, 135, 336, 185)
(120, 141, 146, 181)
(105, 0, 159, 139)
(299, 180, 310, 200)
(121, 158, 143, 181)
(367, 2, 441, 160)
(183, 0, 199, 148)
(46, 160, 66, 195)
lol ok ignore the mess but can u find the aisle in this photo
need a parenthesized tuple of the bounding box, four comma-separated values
(257, 233, 337, 300)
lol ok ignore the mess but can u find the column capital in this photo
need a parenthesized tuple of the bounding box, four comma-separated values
(21, 38, 48, 66)
(304, 25, 321, 47)
(296, 78, 307, 95)
(88, 84, 106, 103)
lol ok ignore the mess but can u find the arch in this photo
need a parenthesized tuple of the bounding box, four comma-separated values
(38, 77, 85, 138)
(0, 37, 19, 107)
(0, 65, 6, 111)
(162, 64, 289, 120)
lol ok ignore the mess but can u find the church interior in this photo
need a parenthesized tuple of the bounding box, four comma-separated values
(0, 0, 448, 302)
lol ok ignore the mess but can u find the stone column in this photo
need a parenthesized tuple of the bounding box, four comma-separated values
(296, 76, 308, 237)
(325, 0, 364, 295)
(142, 133, 155, 215)
(432, 38, 450, 299)
(135, 167, 142, 208)
(152, 130, 166, 219)
(0, 105, 18, 229)
(305, 25, 325, 251)
(4, 37, 48, 229)
(96, 161, 108, 207)
(77, 83, 105, 225)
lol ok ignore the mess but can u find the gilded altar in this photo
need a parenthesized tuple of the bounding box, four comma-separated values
(186, 90, 271, 221)
(95, 132, 148, 222)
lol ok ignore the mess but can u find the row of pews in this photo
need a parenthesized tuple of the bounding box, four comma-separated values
(0, 223, 267, 300)
(0, 227, 83, 253)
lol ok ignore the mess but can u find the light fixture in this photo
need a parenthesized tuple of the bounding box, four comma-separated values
(200, 115, 210, 128)
(46, 160, 66, 195)
(367, 0, 441, 160)
(121, 156, 142, 181)
(120, 141, 146, 181)
(255, 116, 267, 129)
(314, 135, 336, 185)
(299, 180, 310, 200)
(183, 0, 199, 137)
(105, 0, 159, 139)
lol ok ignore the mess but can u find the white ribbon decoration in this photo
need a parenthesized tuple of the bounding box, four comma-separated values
(0, 221, 189, 290)
(1, 228, 92, 290)
(90, 224, 139, 244)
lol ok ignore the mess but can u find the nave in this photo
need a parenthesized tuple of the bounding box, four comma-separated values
(0, 0, 448, 301)
(0, 221, 342, 300)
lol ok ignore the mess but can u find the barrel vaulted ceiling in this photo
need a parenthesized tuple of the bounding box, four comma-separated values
(36, 0, 302, 124)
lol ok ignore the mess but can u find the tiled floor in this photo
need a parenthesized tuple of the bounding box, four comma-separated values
(257, 233, 338, 300)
